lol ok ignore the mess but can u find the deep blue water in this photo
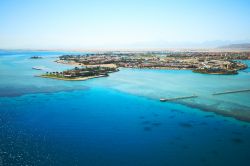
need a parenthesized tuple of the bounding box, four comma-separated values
(0, 51, 250, 166)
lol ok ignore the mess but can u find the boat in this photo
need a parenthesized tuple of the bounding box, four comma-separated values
(160, 98, 167, 102)
(32, 66, 44, 70)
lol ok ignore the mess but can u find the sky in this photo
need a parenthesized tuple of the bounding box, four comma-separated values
(0, 0, 250, 49)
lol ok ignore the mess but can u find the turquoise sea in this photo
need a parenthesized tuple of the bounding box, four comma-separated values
(0, 50, 250, 166)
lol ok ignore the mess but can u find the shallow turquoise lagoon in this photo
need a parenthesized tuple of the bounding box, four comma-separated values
(0, 51, 250, 166)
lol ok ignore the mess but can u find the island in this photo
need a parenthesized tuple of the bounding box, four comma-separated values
(39, 66, 119, 81)
(56, 51, 249, 75)
(30, 56, 43, 59)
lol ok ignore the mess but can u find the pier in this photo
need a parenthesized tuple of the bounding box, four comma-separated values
(212, 89, 250, 96)
(160, 95, 198, 102)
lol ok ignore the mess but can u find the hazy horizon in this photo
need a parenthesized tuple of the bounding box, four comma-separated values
(1, 0, 250, 49)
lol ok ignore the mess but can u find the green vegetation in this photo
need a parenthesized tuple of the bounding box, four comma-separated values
(41, 66, 119, 80)
(30, 56, 42, 59)
(193, 68, 238, 75)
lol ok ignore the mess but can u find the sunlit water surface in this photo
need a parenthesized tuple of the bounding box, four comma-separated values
(0, 51, 250, 166)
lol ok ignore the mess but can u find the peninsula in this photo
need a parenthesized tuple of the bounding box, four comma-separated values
(39, 51, 249, 81)
(57, 51, 249, 75)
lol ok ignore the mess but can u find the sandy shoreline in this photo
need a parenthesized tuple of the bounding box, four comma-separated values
(37, 75, 107, 81)
(37, 60, 117, 81)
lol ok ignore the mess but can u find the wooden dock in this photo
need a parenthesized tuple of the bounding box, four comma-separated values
(212, 89, 250, 96)
(160, 95, 198, 102)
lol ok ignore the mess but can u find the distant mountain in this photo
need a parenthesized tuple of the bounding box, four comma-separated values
(218, 43, 250, 49)
(122, 41, 250, 49)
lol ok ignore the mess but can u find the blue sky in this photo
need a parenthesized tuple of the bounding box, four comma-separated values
(0, 0, 250, 49)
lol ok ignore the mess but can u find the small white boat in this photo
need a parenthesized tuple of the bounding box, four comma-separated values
(160, 98, 167, 102)
(32, 66, 44, 70)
